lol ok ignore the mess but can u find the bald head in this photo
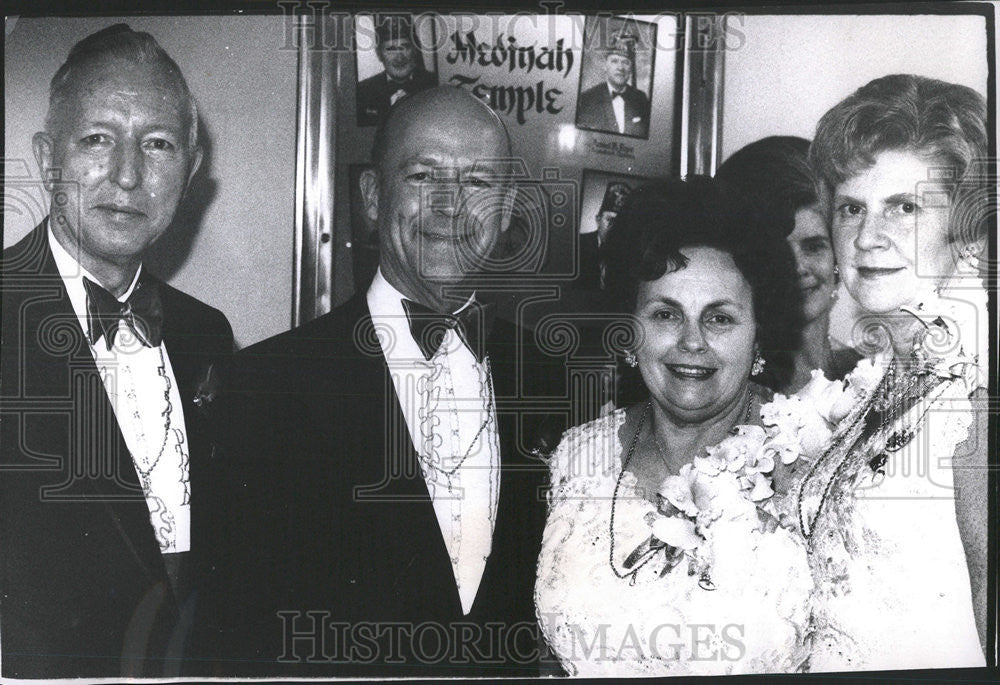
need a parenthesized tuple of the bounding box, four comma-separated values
(359, 85, 515, 312)
(371, 86, 510, 170)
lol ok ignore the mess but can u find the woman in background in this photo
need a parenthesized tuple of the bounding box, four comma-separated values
(716, 136, 861, 392)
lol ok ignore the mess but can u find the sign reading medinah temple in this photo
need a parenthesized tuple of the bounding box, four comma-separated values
(445, 31, 574, 124)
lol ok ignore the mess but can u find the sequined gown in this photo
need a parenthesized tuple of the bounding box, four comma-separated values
(791, 359, 985, 671)
(789, 288, 988, 671)
(534, 410, 813, 677)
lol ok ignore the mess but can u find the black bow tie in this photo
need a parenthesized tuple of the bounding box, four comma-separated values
(83, 275, 163, 350)
(401, 298, 495, 363)
(611, 90, 624, 99)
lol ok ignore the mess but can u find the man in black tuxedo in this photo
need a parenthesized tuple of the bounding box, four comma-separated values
(576, 30, 651, 137)
(0, 25, 232, 679)
(356, 14, 437, 126)
(202, 86, 580, 677)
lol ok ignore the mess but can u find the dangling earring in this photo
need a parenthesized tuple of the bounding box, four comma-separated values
(833, 263, 840, 282)
(751, 348, 766, 376)
(624, 350, 638, 368)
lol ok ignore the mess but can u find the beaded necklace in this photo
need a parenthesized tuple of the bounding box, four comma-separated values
(609, 387, 754, 584)
(120, 345, 173, 494)
(415, 347, 498, 586)
(418, 354, 495, 488)
(797, 354, 945, 542)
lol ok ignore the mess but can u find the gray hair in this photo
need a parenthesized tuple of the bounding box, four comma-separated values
(46, 23, 199, 150)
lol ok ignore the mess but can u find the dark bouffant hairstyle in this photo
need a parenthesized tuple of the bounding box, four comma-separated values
(715, 136, 820, 238)
(810, 74, 987, 245)
(602, 176, 804, 392)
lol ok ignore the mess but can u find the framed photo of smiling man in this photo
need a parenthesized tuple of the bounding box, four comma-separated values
(575, 15, 656, 139)
(354, 13, 439, 127)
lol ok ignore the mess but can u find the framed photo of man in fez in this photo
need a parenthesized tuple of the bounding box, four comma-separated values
(575, 17, 657, 139)
(577, 170, 652, 290)
(355, 13, 439, 127)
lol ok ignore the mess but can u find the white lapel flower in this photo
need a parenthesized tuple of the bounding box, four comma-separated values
(649, 515, 702, 551)
(745, 471, 775, 501)
(658, 463, 702, 517)
(844, 357, 883, 396)
(798, 370, 854, 424)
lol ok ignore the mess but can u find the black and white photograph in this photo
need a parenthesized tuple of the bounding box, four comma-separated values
(1, 2, 996, 682)
(348, 162, 379, 293)
(576, 168, 653, 290)
(354, 12, 439, 127)
(575, 15, 657, 138)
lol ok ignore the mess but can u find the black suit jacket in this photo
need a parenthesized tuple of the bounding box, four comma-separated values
(0, 223, 233, 679)
(356, 68, 437, 126)
(199, 293, 582, 677)
(576, 82, 651, 138)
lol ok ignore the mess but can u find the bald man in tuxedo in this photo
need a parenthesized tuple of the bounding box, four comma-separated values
(202, 87, 583, 677)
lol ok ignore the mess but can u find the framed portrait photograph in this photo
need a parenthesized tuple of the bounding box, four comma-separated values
(576, 169, 653, 289)
(575, 15, 657, 139)
(354, 13, 439, 127)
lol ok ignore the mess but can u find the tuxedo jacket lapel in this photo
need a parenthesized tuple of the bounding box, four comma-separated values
(159, 286, 213, 555)
(623, 88, 648, 135)
(346, 306, 464, 616)
(597, 86, 617, 131)
(318, 302, 428, 503)
(16, 224, 170, 589)
(159, 282, 228, 410)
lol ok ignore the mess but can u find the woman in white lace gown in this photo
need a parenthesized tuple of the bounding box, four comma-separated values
(534, 178, 813, 676)
(792, 74, 988, 671)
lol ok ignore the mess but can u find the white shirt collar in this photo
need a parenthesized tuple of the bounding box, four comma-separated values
(366, 267, 409, 321)
(47, 220, 143, 344)
(366, 268, 477, 363)
(367, 268, 476, 318)
(367, 268, 426, 364)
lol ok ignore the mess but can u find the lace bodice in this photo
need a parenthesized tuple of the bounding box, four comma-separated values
(782, 284, 990, 672)
(534, 410, 813, 677)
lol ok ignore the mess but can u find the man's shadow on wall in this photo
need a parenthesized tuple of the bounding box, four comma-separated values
(145, 116, 217, 279)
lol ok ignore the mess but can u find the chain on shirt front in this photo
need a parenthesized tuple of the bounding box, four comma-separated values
(367, 269, 500, 615)
(48, 226, 191, 554)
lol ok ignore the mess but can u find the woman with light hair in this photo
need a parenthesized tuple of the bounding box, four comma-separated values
(791, 73, 988, 671)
